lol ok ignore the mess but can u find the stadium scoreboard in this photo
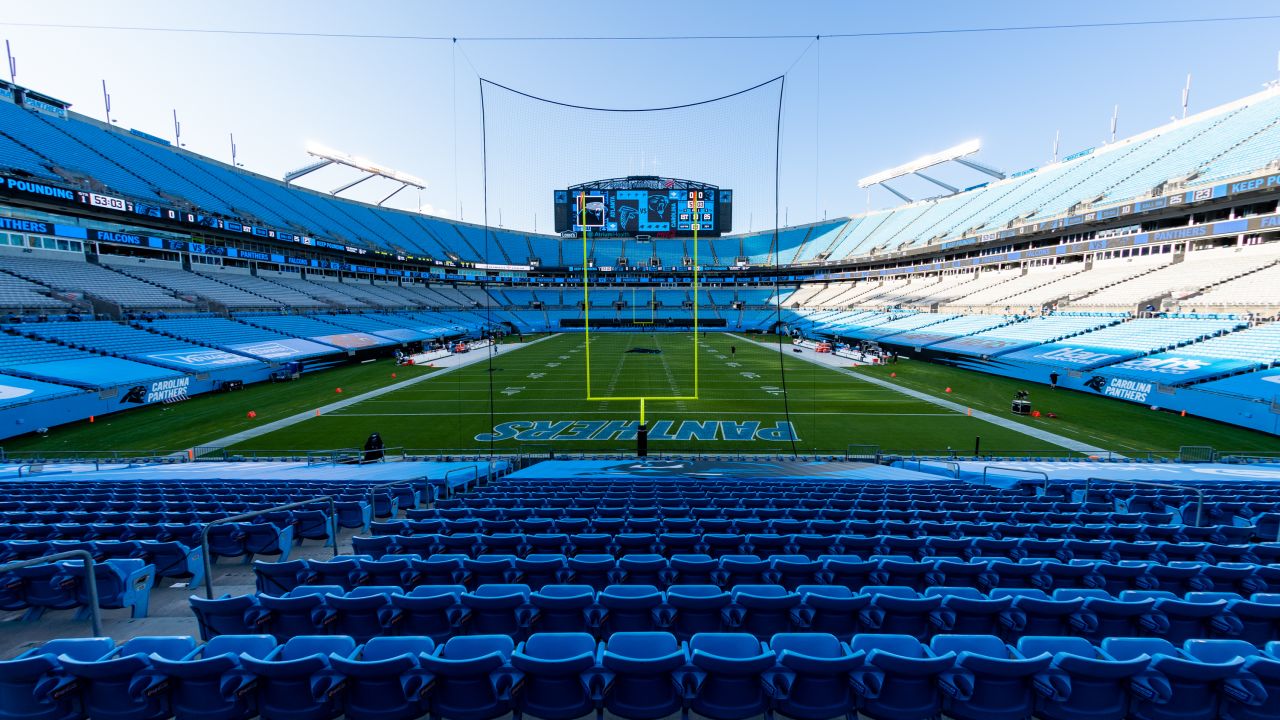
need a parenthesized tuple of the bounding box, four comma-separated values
(554, 176, 731, 237)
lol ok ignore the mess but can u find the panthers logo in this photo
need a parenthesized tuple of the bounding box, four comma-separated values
(1083, 376, 1108, 393)
(120, 385, 148, 404)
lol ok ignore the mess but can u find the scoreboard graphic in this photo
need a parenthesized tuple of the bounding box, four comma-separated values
(554, 177, 731, 237)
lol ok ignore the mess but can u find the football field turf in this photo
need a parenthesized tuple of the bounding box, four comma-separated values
(6, 332, 1278, 457)
(214, 332, 1180, 455)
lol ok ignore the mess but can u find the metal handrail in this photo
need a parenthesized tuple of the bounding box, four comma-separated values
(366, 480, 424, 524)
(899, 458, 960, 478)
(0, 551, 102, 636)
(844, 444, 881, 462)
(442, 465, 480, 498)
(980, 465, 1049, 489)
(1084, 477, 1206, 527)
(201, 497, 338, 598)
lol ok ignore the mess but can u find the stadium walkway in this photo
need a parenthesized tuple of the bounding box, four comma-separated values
(188, 335, 557, 457)
(732, 334, 1120, 458)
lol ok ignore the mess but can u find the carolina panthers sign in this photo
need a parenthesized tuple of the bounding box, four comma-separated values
(120, 377, 191, 405)
(476, 419, 801, 443)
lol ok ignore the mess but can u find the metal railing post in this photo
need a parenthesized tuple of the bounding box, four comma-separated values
(1085, 477, 1206, 526)
(443, 465, 481, 498)
(980, 465, 1048, 488)
(0, 551, 102, 636)
(367, 480, 422, 523)
(201, 496, 338, 599)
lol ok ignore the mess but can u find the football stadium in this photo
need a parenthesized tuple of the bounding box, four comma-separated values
(5, 3, 1280, 719)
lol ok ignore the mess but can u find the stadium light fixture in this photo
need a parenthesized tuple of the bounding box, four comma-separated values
(285, 143, 426, 206)
(858, 139, 984, 188)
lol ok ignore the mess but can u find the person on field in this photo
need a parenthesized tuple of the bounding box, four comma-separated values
(1049, 371, 1059, 389)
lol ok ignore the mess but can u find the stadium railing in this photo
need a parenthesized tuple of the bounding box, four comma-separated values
(201, 497, 339, 599)
(981, 465, 1049, 487)
(0, 550, 102, 636)
(1083, 477, 1206, 527)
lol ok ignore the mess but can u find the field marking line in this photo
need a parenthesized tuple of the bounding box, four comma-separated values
(190, 334, 558, 455)
(731, 334, 1121, 457)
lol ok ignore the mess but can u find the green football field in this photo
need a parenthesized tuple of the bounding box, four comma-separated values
(6, 332, 1279, 457)
(221, 332, 1280, 455)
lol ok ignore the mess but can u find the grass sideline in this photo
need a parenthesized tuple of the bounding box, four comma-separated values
(4, 333, 1276, 456)
(3, 359, 435, 456)
(849, 358, 1280, 455)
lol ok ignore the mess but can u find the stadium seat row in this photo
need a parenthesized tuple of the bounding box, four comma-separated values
(369, 518, 1250, 542)
(194, 581, 1280, 646)
(258, 551, 1280, 597)
(0, 522, 296, 562)
(0, 558, 154, 618)
(352, 530, 1272, 561)
(0, 539, 202, 585)
(22, 632, 1274, 720)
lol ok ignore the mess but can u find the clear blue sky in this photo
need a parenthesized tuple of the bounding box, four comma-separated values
(2, 1, 1278, 233)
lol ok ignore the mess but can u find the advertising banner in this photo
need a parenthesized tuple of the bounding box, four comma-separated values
(141, 349, 257, 371)
(1000, 342, 1139, 369)
(1102, 353, 1257, 385)
(312, 332, 391, 349)
(228, 338, 339, 361)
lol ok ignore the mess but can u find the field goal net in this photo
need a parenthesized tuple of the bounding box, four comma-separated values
(480, 77, 785, 411)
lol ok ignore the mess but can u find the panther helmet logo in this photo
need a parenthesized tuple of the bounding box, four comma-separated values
(1083, 376, 1108, 393)
(120, 385, 148, 404)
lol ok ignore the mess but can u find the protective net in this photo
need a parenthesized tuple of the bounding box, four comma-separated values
(478, 76, 799, 453)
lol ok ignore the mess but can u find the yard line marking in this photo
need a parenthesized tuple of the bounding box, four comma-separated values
(191, 334, 559, 455)
(731, 333, 1119, 457)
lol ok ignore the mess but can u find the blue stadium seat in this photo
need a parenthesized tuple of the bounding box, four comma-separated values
(1203, 592, 1280, 644)
(240, 635, 356, 720)
(258, 586, 344, 640)
(60, 636, 197, 720)
(1124, 590, 1228, 643)
(511, 633, 603, 720)
(326, 586, 400, 643)
(189, 593, 273, 640)
(794, 585, 867, 641)
(0, 637, 116, 720)
(994, 588, 1084, 639)
(419, 635, 520, 720)
(923, 586, 1007, 635)
(684, 633, 775, 720)
(599, 632, 687, 720)
(1017, 635, 1149, 720)
(461, 584, 537, 637)
(530, 584, 597, 633)
(1182, 639, 1280, 720)
(663, 585, 730, 639)
(767, 633, 861, 720)
(725, 584, 800, 638)
(1102, 637, 1243, 720)
(1055, 588, 1155, 642)
(150, 634, 277, 720)
(849, 634, 954, 720)
(328, 636, 436, 720)
(391, 585, 469, 643)
(599, 585, 664, 634)
(254, 559, 314, 594)
(860, 586, 940, 640)
(931, 634, 1052, 720)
